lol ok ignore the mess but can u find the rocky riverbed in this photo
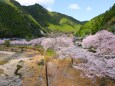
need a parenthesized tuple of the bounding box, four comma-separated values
(0, 49, 115, 86)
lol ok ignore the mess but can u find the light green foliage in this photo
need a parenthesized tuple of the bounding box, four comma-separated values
(46, 48, 55, 57)
(48, 23, 81, 34)
(60, 18, 73, 25)
(78, 4, 115, 37)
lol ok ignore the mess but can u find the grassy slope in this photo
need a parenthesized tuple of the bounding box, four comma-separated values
(0, 0, 44, 38)
(23, 4, 83, 34)
(78, 4, 115, 37)
(48, 12, 82, 34)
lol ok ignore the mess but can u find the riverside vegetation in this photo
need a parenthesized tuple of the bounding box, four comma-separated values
(0, 31, 115, 86)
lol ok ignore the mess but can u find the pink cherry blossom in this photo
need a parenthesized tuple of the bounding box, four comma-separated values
(10, 39, 30, 45)
(29, 37, 45, 46)
(41, 38, 55, 50)
(82, 30, 115, 55)
(0, 39, 5, 45)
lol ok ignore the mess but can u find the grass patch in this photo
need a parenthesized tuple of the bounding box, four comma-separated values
(46, 48, 56, 57)
(88, 47, 96, 53)
(0, 60, 8, 65)
(0, 69, 4, 75)
(37, 59, 44, 65)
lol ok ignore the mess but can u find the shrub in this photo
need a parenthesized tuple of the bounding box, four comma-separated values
(46, 48, 55, 57)
(38, 59, 44, 65)
(4, 40, 10, 47)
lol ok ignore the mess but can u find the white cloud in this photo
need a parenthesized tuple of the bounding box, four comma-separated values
(16, 0, 55, 6)
(69, 4, 81, 10)
(86, 7, 92, 11)
(46, 7, 52, 11)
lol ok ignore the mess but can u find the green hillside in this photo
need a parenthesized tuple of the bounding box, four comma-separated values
(77, 4, 115, 37)
(0, 0, 45, 38)
(23, 4, 83, 34)
(0, 0, 84, 38)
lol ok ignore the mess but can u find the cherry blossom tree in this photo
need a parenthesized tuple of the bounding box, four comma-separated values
(41, 38, 55, 50)
(82, 30, 115, 55)
(81, 35, 99, 49)
(29, 37, 45, 46)
(41, 36, 74, 50)
(10, 39, 30, 45)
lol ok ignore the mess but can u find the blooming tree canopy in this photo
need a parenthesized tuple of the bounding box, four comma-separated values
(82, 30, 115, 55)
(10, 39, 29, 45)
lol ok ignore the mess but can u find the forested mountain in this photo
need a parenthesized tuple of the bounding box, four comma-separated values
(0, 0, 44, 38)
(0, 0, 83, 38)
(23, 4, 83, 33)
(77, 4, 115, 37)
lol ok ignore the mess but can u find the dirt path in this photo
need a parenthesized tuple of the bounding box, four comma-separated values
(47, 58, 115, 86)
(21, 54, 46, 86)
(47, 59, 94, 86)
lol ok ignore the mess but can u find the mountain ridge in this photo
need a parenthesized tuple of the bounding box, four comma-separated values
(0, 0, 83, 38)
(23, 4, 83, 34)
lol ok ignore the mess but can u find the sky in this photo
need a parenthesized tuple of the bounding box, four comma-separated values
(16, 0, 115, 21)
